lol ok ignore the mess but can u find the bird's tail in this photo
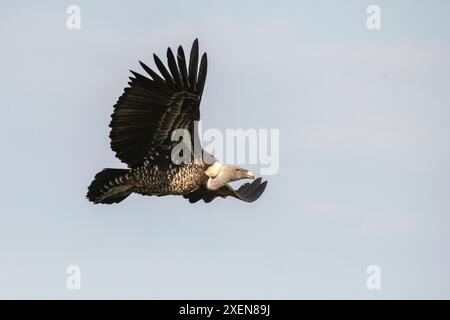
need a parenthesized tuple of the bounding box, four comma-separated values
(86, 168, 133, 204)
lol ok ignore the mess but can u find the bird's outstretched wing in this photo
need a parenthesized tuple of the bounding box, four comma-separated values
(184, 178, 268, 203)
(109, 39, 207, 168)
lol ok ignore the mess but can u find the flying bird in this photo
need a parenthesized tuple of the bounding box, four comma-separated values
(87, 39, 267, 204)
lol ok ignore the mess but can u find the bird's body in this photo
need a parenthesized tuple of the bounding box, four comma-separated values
(87, 39, 267, 204)
(132, 161, 208, 196)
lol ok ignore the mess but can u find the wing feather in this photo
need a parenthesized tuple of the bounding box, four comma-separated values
(109, 39, 207, 167)
(188, 39, 199, 90)
(197, 53, 208, 95)
(184, 178, 268, 203)
(167, 48, 183, 86)
(153, 54, 176, 88)
(177, 45, 189, 88)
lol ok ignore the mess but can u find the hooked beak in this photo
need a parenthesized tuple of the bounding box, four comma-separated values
(245, 170, 255, 179)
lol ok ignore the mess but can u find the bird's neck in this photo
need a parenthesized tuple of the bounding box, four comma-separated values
(206, 175, 227, 190)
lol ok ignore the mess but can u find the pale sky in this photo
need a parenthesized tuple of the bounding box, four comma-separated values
(1, 0, 450, 299)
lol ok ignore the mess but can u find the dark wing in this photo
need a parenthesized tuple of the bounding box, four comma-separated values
(184, 178, 268, 203)
(109, 39, 208, 168)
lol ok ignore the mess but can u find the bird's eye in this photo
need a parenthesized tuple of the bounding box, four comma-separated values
(235, 169, 240, 171)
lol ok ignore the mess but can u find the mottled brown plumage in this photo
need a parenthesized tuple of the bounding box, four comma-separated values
(87, 39, 267, 204)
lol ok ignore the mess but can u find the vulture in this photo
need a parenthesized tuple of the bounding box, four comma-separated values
(87, 39, 267, 204)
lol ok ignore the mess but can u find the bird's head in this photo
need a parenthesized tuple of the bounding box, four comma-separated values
(220, 165, 255, 182)
(206, 163, 255, 190)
